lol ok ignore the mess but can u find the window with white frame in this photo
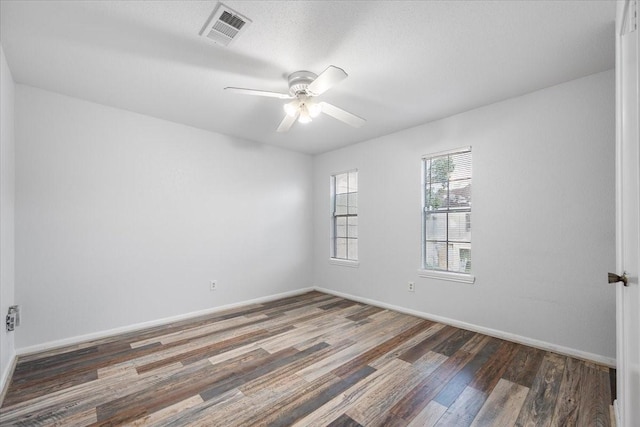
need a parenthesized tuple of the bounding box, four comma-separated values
(423, 148, 472, 274)
(332, 170, 358, 261)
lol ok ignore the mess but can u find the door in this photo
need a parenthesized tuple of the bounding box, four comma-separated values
(615, 1, 640, 426)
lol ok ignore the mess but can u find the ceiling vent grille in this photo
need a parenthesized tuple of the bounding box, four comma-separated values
(200, 3, 252, 47)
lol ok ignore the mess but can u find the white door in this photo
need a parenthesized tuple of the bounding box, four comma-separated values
(615, 1, 640, 426)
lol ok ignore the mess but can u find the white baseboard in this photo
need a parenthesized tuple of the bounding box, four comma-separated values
(16, 287, 314, 357)
(314, 286, 617, 368)
(0, 350, 17, 407)
(14, 285, 616, 369)
(613, 399, 621, 427)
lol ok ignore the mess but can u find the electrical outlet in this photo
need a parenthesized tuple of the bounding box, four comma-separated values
(6, 305, 19, 332)
(408, 282, 415, 292)
(10, 305, 20, 326)
(210, 280, 217, 291)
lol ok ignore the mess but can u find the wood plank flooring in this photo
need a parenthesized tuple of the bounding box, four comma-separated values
(0, 291, 615, 426)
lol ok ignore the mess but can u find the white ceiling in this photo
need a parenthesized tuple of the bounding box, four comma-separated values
(0, 1, 615, 155)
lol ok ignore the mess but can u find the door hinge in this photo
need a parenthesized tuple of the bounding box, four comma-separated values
(624, 0, 638, 34)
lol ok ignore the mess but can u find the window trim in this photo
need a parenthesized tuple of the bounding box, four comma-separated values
(417, 268, 475, 283)
(330, 169, 358, 263)
(421, 146, 473, 281)
(329, 258, 360, 268)
(422, 146, 472, 159)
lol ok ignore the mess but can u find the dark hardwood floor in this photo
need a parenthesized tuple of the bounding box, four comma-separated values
(0, 291, 614, 426)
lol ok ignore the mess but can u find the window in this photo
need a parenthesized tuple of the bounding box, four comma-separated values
(331, 170, 358, 261)
(422, 148, 472, 275)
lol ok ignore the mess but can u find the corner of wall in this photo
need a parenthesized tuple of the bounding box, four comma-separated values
(0, 44, 17, 398)
(0, 350, 16, 406)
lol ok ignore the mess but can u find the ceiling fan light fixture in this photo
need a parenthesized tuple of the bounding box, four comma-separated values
(307, 102, 322, 118)
(283, 100, 299, 117)
(298, 105, 312, 124)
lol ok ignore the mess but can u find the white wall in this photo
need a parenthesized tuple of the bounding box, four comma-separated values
(14, 85, 313, 349)
(313, 70, 616, 360)
(0, 46, 16, 392)
(8, 68, 617, 363)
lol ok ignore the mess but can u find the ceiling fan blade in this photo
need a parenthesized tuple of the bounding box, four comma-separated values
(225, 87, 293, 99)
(277, 112, 299, 132)
(319, 102, 366, 128)
(307, 66, 348, 96)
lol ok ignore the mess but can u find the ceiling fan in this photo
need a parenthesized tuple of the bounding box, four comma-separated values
(224, 66, 366, 132)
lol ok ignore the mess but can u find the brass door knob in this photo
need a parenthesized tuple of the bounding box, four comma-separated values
(608, 272, 629, 286)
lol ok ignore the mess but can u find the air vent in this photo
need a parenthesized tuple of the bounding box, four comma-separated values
(200, 3, 252, 47)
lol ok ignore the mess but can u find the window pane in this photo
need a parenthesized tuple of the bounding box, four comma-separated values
(448, 212, 471, 242)
(426, 183, 447, 211)
(347, 216, 358, 238)
(347, 238, 358, 260)
(348, 192, 358, 215)
(425, 213, 447, 240)
(450, 151, 472, 180)
(332, 170, 357, 261)
(424, 158, 432, 180)
(425, 242, 447, 270)
(335, 238, 347, 259)
(335, 173, 349, 194)
(448, 245, 471, 273)
(348, 171, 358, 192)
(423, 149, 471, 274)
(426, 156, 454, 184)
(335, 193, 348, 215)
(449, 179, 471, 208)
(460, 248, 471, 273)
(336, 216, 347, 238)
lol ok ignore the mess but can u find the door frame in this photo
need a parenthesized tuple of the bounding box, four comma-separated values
(615, 1, 639, 426)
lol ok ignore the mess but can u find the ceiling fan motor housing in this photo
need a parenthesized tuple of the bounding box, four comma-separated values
(288, 71, 318, 96)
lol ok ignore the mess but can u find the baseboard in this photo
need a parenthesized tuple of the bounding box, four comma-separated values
(14, 285, 615, 368)
(0, 350, 17, 407)
(16, 287, 314, 357)
(613, 399, 621, 427)
(315, 286, 616, 368)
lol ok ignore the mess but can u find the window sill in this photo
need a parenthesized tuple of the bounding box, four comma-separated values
(329, 258, 360, 268)
(417, 269, 475, 284)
